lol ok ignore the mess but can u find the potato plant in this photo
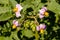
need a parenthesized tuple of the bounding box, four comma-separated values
(0, 0, 60, 40)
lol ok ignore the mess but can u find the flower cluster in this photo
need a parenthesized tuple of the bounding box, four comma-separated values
(36, 24, 46, 34)
(39, 7, 49, 19)
(12, 4, 23, 29)
(12, 4, 47, 34)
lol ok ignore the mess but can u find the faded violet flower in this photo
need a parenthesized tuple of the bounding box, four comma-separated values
(36, 26, 40, 31)
(13, 4, 23, 18)
(12, 20, 20, 29)
(42, 7, 47, 11)
(36, 24, 46, 34)
(39, 14, 44, 19)
(39, 7, 48, 19)
(39, 24, 46, 30)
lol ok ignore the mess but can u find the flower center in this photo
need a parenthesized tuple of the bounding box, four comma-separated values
(44, 12, 49, 17)
(12, 24, 16, 29)
(40, 29, 44, 34)
(13, 7, 18, 12)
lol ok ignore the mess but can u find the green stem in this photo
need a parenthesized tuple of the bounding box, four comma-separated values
(27, 15, 39, 25)
(41, 34, 44, 40)
(35, 30, 39, 40)
(34, 17, 39, 25)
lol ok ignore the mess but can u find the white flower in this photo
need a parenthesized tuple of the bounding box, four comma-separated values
(16, 4, 23, 12)
(39, 14, 44, 19)
(39, 7, 47, 19)
(39, 24, 46, 30)
(13, 4, 23, 18)
(36, 26, 40, 31)
(13, 20, 19, 26)
(36, 24, 46, 31)
(15, 12, 21, 17)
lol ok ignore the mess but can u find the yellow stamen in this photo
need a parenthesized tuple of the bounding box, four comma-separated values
(40, 29, 44, 34)
(12, 24, 16, 29)
(44, 12, 49, 17)
(13, 7, 18, 12)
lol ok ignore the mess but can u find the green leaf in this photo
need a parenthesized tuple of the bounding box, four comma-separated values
(0, 10, 13, 21)
(47, 0, 60, 23)
(10, 31, 20, 40)
(0, 7, 10, 15)
(0, 0, 9, 4)
(9, 0, 17, 7)
(0, 36, 13, 40)
(6, 22, 10, 28)
(47, 0, 60, 14)
(53, 26, 59, 31)
(52, 37, 56, 40)
(22, 29, 34, 38)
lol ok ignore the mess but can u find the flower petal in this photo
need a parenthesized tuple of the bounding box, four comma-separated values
(14, 21, 19, 26)
(15, 12, 21, 18)
(13, 20, 19, 26)
(42, 7, 47, 11)
(16, 4, 23, 12)
(39, 14, 44, 19)
(39, 24, 46, 30)
(36, 26, 40, 31)
(13, 20, 16, 24)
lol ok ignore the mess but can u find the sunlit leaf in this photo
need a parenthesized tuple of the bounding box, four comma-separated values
(22, 29, 34, 38)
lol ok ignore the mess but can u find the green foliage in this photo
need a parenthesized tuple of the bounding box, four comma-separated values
(0, 0, 9, 4)
(0, 0, 13, 21)
(22, 29, 34, 38)
(9, 0, 17, 7)
(0, 36, 12, 40)
(0, 11, 13, 21)
(0, 0, 60, 40)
